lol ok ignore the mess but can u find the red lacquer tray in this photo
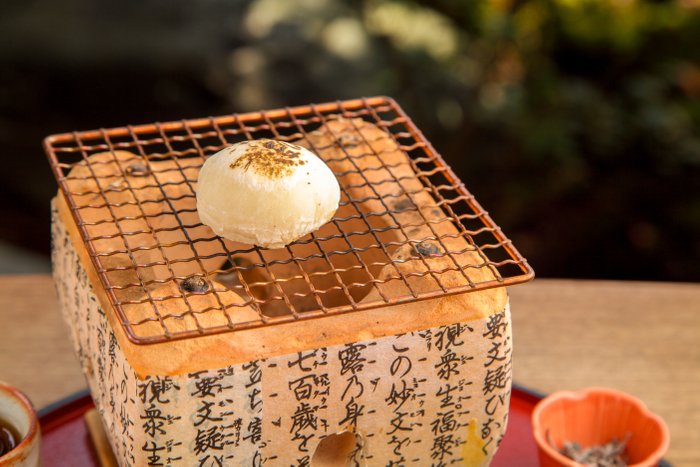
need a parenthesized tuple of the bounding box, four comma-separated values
(38, 386, 542, 466)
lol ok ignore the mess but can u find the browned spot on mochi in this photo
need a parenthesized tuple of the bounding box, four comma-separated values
(229, 139, 307, 180)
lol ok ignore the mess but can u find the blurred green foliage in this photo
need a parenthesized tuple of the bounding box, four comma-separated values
(231, 0, 700, 279)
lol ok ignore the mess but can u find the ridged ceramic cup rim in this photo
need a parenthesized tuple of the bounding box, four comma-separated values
(0, 381, 40, 465)
(531, 387, 670, 467)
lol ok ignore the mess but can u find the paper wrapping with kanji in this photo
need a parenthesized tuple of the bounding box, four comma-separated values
(52, 201, 513, 467)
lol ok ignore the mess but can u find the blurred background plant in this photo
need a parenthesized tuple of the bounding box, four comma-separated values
(1, 0, 698, 280)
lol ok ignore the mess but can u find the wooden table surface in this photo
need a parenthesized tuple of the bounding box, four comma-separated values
(1, 274, 698, 466)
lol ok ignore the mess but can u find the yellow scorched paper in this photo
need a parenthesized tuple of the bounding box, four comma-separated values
(52, 200, 512, 467)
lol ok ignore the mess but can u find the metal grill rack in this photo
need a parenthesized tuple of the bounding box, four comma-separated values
(45, 96, 534, 345)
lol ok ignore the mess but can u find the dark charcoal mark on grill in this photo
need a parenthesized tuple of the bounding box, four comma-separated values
(414, 241, 439, 256)
(181, 276, 210, 293)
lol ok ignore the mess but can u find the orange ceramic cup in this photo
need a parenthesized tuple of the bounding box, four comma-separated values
(532, 387, 669, 467)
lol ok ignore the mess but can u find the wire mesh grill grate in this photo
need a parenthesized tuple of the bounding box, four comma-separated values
(45, 96, 533, 345)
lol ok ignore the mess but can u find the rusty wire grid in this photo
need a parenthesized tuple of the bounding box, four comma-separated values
(45, 96, 534, 345)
